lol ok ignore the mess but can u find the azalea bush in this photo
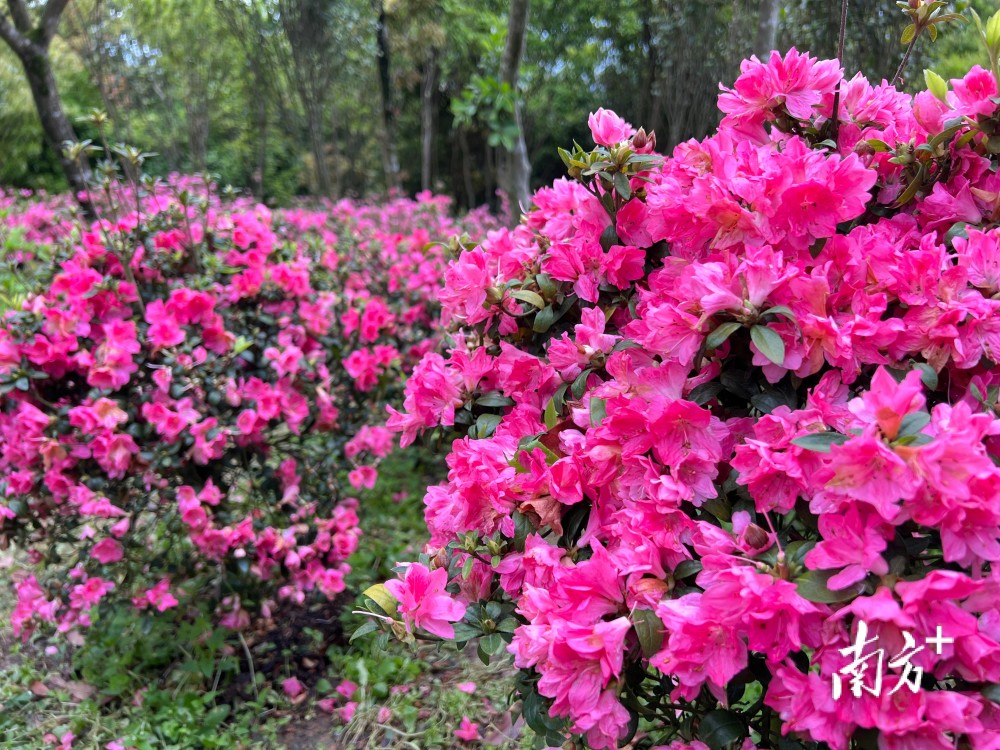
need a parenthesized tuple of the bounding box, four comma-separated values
(363, 23, 1000, 750)
(0, 171, 495, 652)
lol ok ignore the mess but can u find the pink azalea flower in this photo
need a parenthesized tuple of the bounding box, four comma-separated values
(384, 563, 466, 639)
(348, 465, 377, 490)
(281, 677, 304, 698)
(90, 538, 123, 565)
(587, 108, 634, 146)
(335, 679, 358, 699)
(454, 716, 481, 742)
(804, 504, 894, 589)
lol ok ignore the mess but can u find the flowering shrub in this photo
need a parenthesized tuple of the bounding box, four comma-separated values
(0, 177, 495, 647)
(364, 44, 1000, 750)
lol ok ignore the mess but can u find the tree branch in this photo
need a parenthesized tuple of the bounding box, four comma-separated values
(40, 0, 70, 45)
(7, 0, 31, 33)
(0, 9, 34, 59)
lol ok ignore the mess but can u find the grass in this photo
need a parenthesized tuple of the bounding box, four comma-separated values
(0, 451, 533, 749)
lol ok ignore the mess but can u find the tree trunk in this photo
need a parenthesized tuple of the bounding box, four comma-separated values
(755, 0, 780, 58)
(420, 47, 437, 193)
(330, 99, 342, 196)
(0, 0, 93, 215)
(306, 97, 332, 196)
(375, 1, 400, 190)
(254, 76, 268, 201)
(21, 50, 93, 211)
(498, 0, 531, 225)
(640, 0, 664, 134)
(458, 128, 475, 209)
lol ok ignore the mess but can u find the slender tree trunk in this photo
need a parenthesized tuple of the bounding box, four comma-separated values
(305, 97, 332, 196)
(187, 102, 209, 173)
(255, 77, 268, 201)
(485, 141, 495, 209)
(374, 0, 400, 190)
(499, 0, 531, 225)
(754, 0, 780, 58)
(420, 47, 437, 193)
(0, 0, 93, 215)
(21, 51, 93, 208)
(640, 0, 664, 134)
(459, 128, 475, 209)
(330, 99, 342, 196)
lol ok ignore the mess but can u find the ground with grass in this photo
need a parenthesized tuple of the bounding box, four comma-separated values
(0, 452, 531, 749)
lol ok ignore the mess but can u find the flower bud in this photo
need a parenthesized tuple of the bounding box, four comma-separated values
(854, 141, 875, 158)
(484, 286, 504, 305)
(633, 128, 657, 154)
(743, 523, 770, 549)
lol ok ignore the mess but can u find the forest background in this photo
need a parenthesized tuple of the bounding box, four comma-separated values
(1, 0, 993, 213)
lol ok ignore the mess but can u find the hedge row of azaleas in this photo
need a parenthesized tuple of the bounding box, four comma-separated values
(0, 181, 495, 643)
(369, 50, 1000, 750)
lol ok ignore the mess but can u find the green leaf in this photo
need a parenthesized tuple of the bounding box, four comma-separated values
(702, 495, 732, 522)
(589, 397, 607, 427)
(672, 560, 703, 580)
(552, 382, 569, 414)
(901, 23, 916, 44)
(762, 305, 798, 325)
(791, 432, 850, 452)
(496, 617, 520, 634)
(533, 305, 557, 333)
(688, 381, 722, 406)
(894, 433, 933, 447)
(613, 171, 632, 200)
(481, 632, 505, 655)
(924, 69, 948, 101)
(476, 391, 515, 408)
(796, 569, 864, 602)
(476, 413, 503, 438)
(451, 622, 483, 642)
(572, 368, 592, 399)
(982, 683, 1000, 705)
(897, 411, 930, 437)
(511, 289, 545, 309)
(599, 223, 620, 251)
(232, 335, 253, 355)
(752, 388, 796, 414)
(914, 361, 939, 391)
(785, 540, 816, 566)
(362, 583, 398, 617)
(700, 709, 745, 750)
(987, 9, 1000, 50)
(705, 321, 742, 351)
(535, 272, 557, 298)
(543, 398, 558, 430)
(750, 325, 785, 366)
(349, 620, 379, 643)
(632, 608, 664, 658)
(944, 221, 969, 247)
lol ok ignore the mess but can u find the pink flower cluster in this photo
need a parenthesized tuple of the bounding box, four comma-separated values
(380, 50, 1000, 749)
(1, 182, 496, 643)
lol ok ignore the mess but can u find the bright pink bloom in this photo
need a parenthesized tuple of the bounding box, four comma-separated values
(587, 108, 634, 146)
(90, 538, 123, 564)
(384, 563, 466, 639)
(282, 677, 305, 698)
(454, 716, 481, 742)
